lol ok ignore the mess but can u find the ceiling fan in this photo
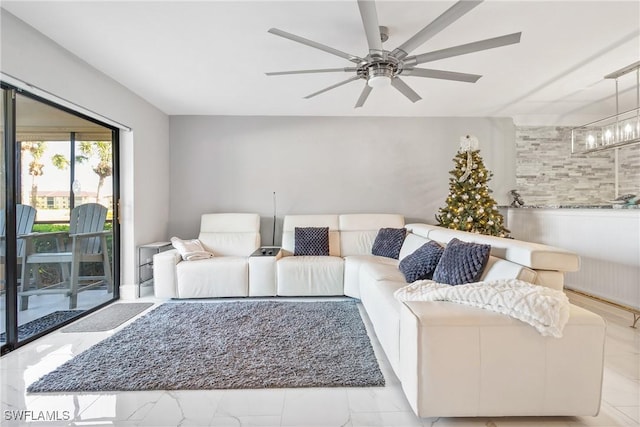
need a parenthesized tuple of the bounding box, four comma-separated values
(266, 0, 521, 108)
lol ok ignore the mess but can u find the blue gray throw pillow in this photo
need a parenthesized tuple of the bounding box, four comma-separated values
(294, 227, 330, 256)
(371, 228, 407, 259)
(399, 241, 444, 282)
(432, 238, 491, 285)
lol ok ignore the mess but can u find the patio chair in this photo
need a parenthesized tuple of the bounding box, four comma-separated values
(20, 203, 112, 310)
(0, 204, 37, 291)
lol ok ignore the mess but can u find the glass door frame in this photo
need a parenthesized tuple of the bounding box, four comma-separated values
(1, 83, 121, 355)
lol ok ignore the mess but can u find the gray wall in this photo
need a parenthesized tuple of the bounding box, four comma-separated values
(515, 126, 640, 205)
(169, 116, 516, 244)
(2, 11, 170, 294)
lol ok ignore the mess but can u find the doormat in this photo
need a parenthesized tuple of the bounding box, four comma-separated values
(1, 310, 83, 341)
(61, 302, 154, 333)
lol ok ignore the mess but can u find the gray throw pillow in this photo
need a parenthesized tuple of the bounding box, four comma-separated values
(371, 228, 407, 259)
(399, 241, 444, 282)
(432, 238, 491, 285)
(294, 227, 330, 256)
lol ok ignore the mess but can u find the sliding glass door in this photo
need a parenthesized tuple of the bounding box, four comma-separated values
(1, 87, 119, 353)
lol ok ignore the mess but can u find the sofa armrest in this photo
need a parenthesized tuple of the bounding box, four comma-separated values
(399, 301, 605, 417)
(153, 249, 181, 298)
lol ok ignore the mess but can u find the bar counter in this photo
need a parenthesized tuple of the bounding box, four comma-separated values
(501, 206, 640, 315)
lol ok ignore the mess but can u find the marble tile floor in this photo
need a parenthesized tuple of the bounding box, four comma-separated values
(0, 292, 638, 427)
(0, 289, 115, 331)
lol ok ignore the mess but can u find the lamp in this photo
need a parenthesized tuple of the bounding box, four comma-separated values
(571, 61, 640, 154)
(367, 64, 393, 88)
(368, 75, 391, 88)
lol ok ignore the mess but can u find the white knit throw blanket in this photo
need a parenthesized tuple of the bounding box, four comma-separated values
(394, 279, 570, 338)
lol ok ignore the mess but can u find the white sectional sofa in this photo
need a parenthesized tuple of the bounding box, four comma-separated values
(360, 222, 604, 417)
(153, 212, 605, 418)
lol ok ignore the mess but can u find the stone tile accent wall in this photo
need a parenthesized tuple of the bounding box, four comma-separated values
(515, 127, 639, 205)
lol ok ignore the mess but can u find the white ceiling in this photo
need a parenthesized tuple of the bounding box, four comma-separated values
(2, 1, 639, 125)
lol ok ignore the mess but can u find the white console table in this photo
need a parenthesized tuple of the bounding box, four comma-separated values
(248, 246, 281, 297)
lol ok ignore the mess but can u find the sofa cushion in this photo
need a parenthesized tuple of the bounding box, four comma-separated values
(282, 215, 341, 256)
(433, 238, 490, 285)
(405, 223, 580, 273)
(343, 254, 399, 299)
(277, 256, 344, 296)
(176, 256, 249, 297)
(399, 241, 444, 283)
(359, 261, 405, 284)
(339, 214, 405, 256)
(372, 228, 407, 259)
(294, 227, 329, 256)
(399, 233, 430, 260)
(481, 256, 537, 284)
(198, 213, 261, 256)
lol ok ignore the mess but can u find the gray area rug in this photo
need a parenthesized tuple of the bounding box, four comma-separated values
(62, 302, 154, 333)
(28, 300, 385, 392)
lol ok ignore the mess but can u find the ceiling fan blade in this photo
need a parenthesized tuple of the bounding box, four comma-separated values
(268, 28, 363, 64)
(266, 67, 357, 76)
(391, 77, 422, 103)
(403, 68, 481, 83)
(405, 32, 522, 66)
(391, 0, 483, 59)
(357, 0, 383, 54)
(304, 76, 362, 99)
(355, 84, 373, 108)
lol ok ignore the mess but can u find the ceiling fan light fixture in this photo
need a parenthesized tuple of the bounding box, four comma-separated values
(367, 65, 394, 88)
(368, 74, 391, 88)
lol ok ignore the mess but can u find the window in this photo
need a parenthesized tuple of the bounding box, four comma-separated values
(1, 86, 120, 353)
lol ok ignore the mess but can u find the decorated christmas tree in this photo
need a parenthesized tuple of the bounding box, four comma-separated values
(435, 135, 510, 237)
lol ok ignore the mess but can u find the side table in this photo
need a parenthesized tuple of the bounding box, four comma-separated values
(138, 241, 172, 297)
(249, 246, 281, 297)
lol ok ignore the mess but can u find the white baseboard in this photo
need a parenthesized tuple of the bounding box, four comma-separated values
(119, 284, 139, 300)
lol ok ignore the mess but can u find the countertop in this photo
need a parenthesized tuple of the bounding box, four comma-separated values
(499, 204, 640, 210)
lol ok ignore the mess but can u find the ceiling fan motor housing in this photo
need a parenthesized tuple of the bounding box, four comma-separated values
(369, 63, 394, 79)
(363, 55, 400, 87)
